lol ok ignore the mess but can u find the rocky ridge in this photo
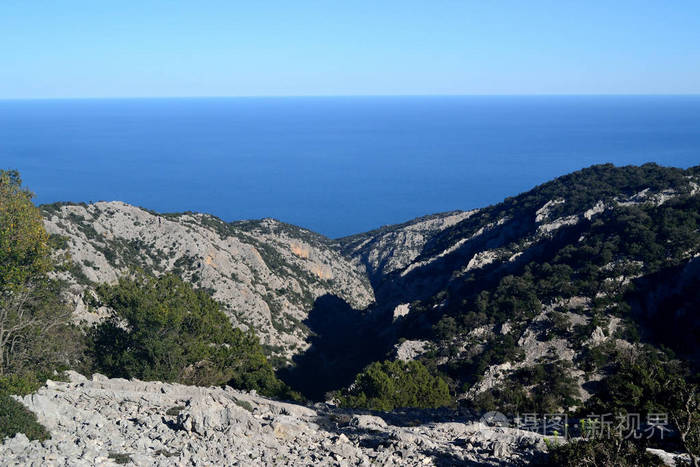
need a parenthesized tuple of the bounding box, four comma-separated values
(378, 164, 700, 403)
(337, 210, 475, 283)
(41, 165, 700, 401)
(42, 201, 374, 363)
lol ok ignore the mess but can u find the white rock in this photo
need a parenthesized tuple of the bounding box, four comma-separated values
(0, 376, 547, 466)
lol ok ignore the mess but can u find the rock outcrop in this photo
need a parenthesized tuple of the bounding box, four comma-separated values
(1, 373, 550, 466)
(337, 211, 475, 284)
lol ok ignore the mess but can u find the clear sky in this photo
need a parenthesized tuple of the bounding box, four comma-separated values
(1, 1, 699, 98)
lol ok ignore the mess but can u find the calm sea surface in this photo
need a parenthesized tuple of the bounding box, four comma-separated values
(0, 96, 698, 237)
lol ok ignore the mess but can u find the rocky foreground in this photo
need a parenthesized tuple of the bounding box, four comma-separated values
(1, 372, 550, 466)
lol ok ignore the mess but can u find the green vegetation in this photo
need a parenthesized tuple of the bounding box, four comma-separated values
(0, 392, 49, 441)
(582, 347, 699, 463)
(0, 371, 64, 397)
(0, 171, 85, 441)
(231, 397, 254, 412)
(523, 348, 698, 466)
(89, 273, 290, 398)
(0, 170, 82, 377)
(377, 164, 700, 463)
(424, 163, 694, 259)
(472, 359, 580, 414)
(337, 360, 452, 411)
(426, 194, 700, 341)
(3, 163, 699, 465)
(165, 406, 185, 416)
(232, 218, 330, 247)
(434, 332, 524, 392)
(544, 436, 662, 467)
(400, 168, 700, 417)
(154, 449, 180, 458)
(108, 452, 133, 464)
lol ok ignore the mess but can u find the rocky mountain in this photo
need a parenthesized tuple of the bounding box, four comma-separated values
(41, 201, 374, 365)
(3, 162, 697, 465)
(41, 163, 700, 409)
(350, 163, 700, 409)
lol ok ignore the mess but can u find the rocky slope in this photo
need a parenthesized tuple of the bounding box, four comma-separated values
(363, 163, 700, 405)
(41, 202, 374, 364)
(1, 372, 551, 466)
(4, 163, 698, 465)
(337, 210, 475, 286)
(40, 164, 700, 404)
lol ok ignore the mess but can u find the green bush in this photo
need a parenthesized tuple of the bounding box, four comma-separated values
(544, 436, 661, 467)
(337, 360, 452, 411)
(406, 168, 700, 414)
(90, 273, 288, 398)
(0, 170, 81, 443)
(471, 360, 580, 415)
(0, 392, 49, 441)
(583, 347, 699, 462)
(0, 371, 58, 396)
(108, 452, 133, 464)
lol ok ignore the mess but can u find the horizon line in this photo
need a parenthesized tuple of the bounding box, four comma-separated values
(2, 93, 700, 102)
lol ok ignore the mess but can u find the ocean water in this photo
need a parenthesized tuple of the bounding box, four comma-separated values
(0, 96, 698, 238)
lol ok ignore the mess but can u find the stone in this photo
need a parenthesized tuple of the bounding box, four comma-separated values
(0, 375, 549, 466)
(272, 421, 302, 440)
(492, 440, 511, 459)
(350, 414, 388, 430)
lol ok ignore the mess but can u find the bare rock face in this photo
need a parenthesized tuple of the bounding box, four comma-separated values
(337, 211, 475, 283)
(393, 340, 430, 361)
(0, 374, 550, 466)
(42, 202, 374, 363)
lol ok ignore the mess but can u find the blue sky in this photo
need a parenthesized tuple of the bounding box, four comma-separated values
(1, 1, 699, 98)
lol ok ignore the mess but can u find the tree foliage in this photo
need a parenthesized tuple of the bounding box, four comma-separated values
(0, 170, 80, 378)
(0, 171, 51, 290)
(337, 360, 452, 411)
(416, 193, 700, 417)
(90, 273, 289, 397)
(542, 349, 698, 466)
(583, 347, 699, 465)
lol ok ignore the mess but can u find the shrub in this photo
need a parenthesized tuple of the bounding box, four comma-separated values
(165, 406, 185, 417)
(0, 371, 57, 396)
(108, 452, 133, 464)
(90, 273, 288, 398)
(583, 347, 699, 463)
(471, 359, 580, 415)
(544, 436, 661, 467)
(0, 392, 49, 441)
(337, 360, 452, 411)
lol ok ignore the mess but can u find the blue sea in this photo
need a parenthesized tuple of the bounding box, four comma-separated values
(1, 96, 699, 238)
